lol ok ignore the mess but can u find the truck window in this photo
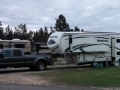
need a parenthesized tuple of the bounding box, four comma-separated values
(2, 50, 12, 57)
(13, 50, 22, 56)
(15, 44, 25, 48)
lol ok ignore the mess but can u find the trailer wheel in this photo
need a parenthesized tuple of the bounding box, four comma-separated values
(36, 62, 46, 71)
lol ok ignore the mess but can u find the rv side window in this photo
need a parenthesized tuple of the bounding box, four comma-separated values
(117, 52, 120, 55)
(15, 44, 25, 48)
(0, 44, 3, 49)
(116, 39, 120, 43)
(13, 50, 22, 56)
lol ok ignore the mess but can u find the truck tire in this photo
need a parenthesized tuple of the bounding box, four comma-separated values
(36, 62, 46, 71)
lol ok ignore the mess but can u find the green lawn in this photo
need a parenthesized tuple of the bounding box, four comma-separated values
(31, 66, 120, 87)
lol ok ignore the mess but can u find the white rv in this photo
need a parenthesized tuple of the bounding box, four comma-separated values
(0, 39, 31, 55)
(47, 31, 120, 66)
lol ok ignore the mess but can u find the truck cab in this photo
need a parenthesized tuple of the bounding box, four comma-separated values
(0, 48, 26, 68)
(0, 48, 54, 71)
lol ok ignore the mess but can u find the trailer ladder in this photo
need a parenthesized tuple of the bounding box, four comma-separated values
(64, 53, 78, 64)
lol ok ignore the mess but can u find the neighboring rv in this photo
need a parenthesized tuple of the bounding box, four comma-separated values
(0, 39, 31, 55)
(47, 31, 120, 66)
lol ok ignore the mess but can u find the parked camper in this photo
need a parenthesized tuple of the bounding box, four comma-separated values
(0, 39, 31, 55)
(47, 31, 120, 66)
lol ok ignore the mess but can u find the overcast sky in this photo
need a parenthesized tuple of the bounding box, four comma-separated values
(0, 0, 120, 32)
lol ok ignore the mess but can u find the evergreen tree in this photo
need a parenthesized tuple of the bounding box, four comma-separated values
(44, 26, 48, 34)
(0, 22, 5, 39)
(39, 28, 44, 42)
(32, 31, 39, 43)
(50, 27, 55, 33)
(74, 26, 80, 32)
(54, 14, 70, 31)
(5, 25, 13, 40)
(44, 26, 49, 43)
(0, 27, 4, 39)
(13, 27, 21, 39)
(18, 23, 28, 40)
(13, 23, 28, 40)
(81, 29, 84, 32)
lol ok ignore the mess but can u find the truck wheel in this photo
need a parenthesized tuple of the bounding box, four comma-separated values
(36, 62, 46, 71)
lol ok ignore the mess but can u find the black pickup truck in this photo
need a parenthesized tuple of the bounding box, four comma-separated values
(0, 48, 54, 71)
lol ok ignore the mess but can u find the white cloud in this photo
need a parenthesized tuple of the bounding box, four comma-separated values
(0, 0, 120, 33)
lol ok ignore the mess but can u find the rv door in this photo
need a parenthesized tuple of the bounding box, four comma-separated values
(114, 38, 120, 61)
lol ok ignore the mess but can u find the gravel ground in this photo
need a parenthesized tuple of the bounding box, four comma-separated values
(0, 68, 50, 86)
(0, 65, 119, 90)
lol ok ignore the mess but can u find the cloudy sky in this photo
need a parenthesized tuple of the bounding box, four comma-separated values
(0, 0, 120, 32)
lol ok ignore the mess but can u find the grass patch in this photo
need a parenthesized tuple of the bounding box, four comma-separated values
(31, 67, 120, 87)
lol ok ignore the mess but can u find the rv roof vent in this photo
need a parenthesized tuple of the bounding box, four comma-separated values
(12, 39, 20, 40)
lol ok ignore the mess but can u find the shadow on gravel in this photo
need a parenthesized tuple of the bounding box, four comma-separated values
(47, 64, 94, 71)
(0, 65, 94, 74)
(0, 68, 36, 74)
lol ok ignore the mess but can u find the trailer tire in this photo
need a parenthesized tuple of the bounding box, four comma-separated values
(36, 62, 46, 71)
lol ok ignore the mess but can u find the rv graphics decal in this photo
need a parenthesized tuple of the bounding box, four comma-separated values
(50, 36, 58, 38)
(97, 39, 108, 42)
(65, 36, 109, 40)
(65, 43, 110, 53)
(51, 45, 59, 52)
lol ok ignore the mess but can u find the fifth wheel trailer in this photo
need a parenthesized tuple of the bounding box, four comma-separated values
(47, 31, 120, 66)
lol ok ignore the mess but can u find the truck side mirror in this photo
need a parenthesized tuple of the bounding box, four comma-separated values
(0, 53, 4, 58)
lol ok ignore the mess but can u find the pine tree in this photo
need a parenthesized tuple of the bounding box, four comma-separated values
(74, 26, 80, 32)
(0, 22, 5, 39)
(18, 23, 28, 40)
(32, 31, 39, 43)
(14, 27, 21, 39)
(44, 26, 49, 43)
(39, 28, 44, 42)
(5, 25, 14, 40)
(54, 14, 70, 31)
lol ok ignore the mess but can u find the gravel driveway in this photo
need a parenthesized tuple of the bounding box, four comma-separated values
(0, 68, 50, 86)
(0, 66, 119, 90)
